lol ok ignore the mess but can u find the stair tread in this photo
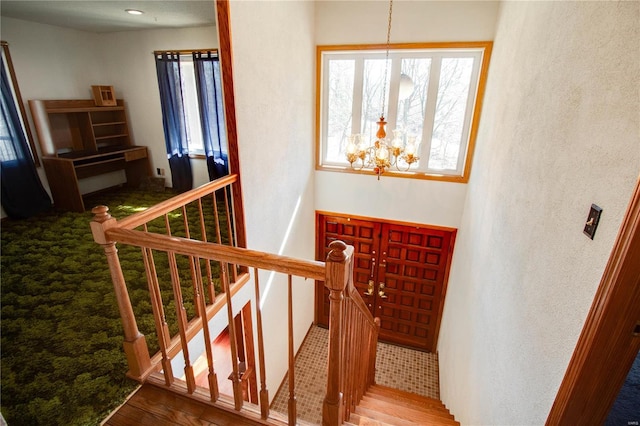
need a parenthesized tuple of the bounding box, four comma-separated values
(358, 397, 456, 423)
(354, 406, 423, 426)
(368, 385, 443, 405)
(347, 413, 396, 426)
(362, 393, 451, 414)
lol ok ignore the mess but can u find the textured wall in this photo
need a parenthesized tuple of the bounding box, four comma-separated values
(438, 2, 640, 424)
(228, 0, 317, 402)
(314, 1, 499, 228)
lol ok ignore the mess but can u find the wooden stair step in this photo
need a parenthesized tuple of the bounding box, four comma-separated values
(357, 397, 457, 424)
(361, 393, 451, 414)
(367, 385, 443, 406)
(353, 406, 422, 426)
(345, 413, 396, 426)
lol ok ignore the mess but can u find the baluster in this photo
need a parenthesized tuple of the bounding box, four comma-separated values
(91, 206, 151, 380)
(194, 257, 219, 401)
(197, 198, 216, 304)
(167, 249, 196, 393)
(370, 318, 381, 386)
(287, 274, 297, 425)
(253, 268, 270, 419)
(224, 188, 238, 278)
(140, 237, 173, 386)
(222, 261, 244, 410)
(182, 205, 202, 318)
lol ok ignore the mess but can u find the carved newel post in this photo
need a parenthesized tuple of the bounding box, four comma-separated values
(91, 206, 151, 380)
(322, 240, 352, 426)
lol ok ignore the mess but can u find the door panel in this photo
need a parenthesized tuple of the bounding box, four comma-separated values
(315, 215, 381, 325)
(315, 213, 455, 352)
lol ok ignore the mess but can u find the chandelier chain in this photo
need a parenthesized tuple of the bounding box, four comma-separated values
(380, 0, 393, 117)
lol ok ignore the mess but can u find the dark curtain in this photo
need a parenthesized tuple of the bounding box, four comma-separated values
(155, 52, 193, 192)
(0, 54, 51, 218)
(193, 52, 229, 181)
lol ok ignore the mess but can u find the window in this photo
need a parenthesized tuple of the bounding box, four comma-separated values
(316, 43, 492, 182)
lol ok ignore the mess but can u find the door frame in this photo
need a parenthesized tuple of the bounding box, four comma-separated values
(546, 177, 640, 424)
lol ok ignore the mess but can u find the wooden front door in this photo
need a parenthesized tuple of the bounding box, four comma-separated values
(315, 213, 456, 352)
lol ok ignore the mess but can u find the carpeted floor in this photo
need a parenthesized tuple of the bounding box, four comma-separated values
(270, 326, 440, 424)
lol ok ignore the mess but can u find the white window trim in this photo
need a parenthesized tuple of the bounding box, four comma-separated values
(316, 42, 493, 183)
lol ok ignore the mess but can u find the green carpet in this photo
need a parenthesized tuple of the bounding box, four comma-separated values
(1, 187, 228, 426)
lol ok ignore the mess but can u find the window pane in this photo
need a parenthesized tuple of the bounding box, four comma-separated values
(429, 57, 474, 171)
(179, 58, 205, 153)
(361, 58, 390, 144)
(396, 58, 431, 169)
(325, 59, 355, 163)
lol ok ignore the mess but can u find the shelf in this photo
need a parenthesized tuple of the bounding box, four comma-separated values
(95, 133, 128, 141)
(93, 121, 126, 127)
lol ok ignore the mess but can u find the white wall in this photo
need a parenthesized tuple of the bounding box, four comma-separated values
(314, 1, 499, 229)
(96, 25, 219, 188)
(438, 2, 640, 424)
(228, 0, 317, 403)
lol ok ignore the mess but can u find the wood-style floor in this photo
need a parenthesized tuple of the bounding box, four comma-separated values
(103, 383, 262, 426)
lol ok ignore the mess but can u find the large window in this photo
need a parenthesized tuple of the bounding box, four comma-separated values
(316, 43, 492, 182)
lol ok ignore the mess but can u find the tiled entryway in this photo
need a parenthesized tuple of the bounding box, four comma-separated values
(270, 326, 440, 424)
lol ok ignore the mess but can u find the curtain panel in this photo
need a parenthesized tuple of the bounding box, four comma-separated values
(155, 52, 193, 192)
(0, 50, 51, 218)
(193, 52, 229, 181)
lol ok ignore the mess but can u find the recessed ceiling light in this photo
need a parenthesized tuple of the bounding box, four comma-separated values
(125, 9, 144, 15)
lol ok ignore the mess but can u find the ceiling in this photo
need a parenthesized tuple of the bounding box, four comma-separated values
(0, 1, 217, 33)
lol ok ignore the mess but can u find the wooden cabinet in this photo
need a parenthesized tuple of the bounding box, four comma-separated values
(29, 99, 151, 212)
(315, 213, 456, 352)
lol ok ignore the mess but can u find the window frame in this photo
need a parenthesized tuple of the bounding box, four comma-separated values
(315, 42, 492, 183)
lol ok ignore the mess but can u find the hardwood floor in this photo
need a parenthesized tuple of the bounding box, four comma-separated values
(103, 383, 262, 426)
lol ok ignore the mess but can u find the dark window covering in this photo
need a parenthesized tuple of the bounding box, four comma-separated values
(0, 48, 51, 218)
(193, 51, 229, 181)
(155, 52, 192, 192)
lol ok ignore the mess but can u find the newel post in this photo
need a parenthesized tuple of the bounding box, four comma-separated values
(91, 206, 151, 381)
(322, 240, 352, 426)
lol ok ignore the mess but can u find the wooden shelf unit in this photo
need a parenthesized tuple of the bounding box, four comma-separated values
(29, 99, 151, 212)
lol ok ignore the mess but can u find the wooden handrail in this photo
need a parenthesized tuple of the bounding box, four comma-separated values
(105, 227, 325, 280)
(115, 174, 238, 230)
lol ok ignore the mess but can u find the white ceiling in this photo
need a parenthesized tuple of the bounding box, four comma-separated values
(0, 0, 216, 33)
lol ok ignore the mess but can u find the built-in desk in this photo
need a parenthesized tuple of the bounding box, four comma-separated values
(42, 146, 150, 212)
(29, 99, 151, 212)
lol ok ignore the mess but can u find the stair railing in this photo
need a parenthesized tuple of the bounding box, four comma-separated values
(91, 177, 380, 425)
(322, 241, 381, 425)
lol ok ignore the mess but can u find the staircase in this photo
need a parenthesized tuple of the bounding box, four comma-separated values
(345, 385, 459, 426)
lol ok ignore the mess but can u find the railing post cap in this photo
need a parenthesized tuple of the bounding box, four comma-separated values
(92, 205, 112, 223)
(327, 240, 348, 262)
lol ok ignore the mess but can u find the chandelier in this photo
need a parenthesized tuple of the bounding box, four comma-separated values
(345, 0, 418, 180)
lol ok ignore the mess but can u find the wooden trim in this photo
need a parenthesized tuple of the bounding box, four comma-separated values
(116, 174, 238, 229)
(317, 41, 495, 53)
(546, 176, 640, 424)
(1, 40, 41, 166)
(215, 0, 247, 250)
(153, 49, 218, 56)
(314, 41, 493, 184)
(315, 210, 458, 234)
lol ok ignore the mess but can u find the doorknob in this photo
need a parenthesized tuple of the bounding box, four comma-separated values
(364, 280, 375, 296)
(378, 282, 388, 299)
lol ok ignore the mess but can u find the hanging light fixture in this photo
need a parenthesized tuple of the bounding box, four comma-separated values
(345, 0, 418, 180)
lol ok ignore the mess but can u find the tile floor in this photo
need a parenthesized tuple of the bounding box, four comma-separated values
(270, 326, 440, 424)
